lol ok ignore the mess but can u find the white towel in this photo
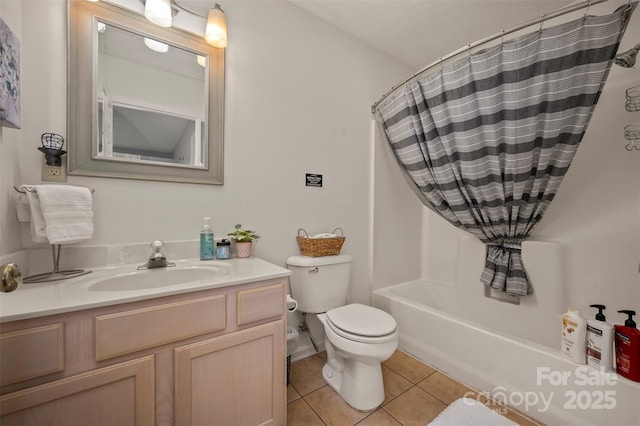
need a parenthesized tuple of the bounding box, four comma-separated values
(428, 398, 518, 426)
(32, 185, 94, 244)
(23, 187, 48, 243)
(310, 233, 339, 239)
(14, 189, 32, 222)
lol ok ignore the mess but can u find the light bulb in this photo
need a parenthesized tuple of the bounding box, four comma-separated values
(205, 4, 227, 48)
(145, 0, 172, 28)
(144, 38, 169, 53)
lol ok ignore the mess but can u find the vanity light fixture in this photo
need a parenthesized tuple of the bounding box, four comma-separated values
(141, 0, 227, 48)
(144, 37, 169, 53)
(197, 55, 206, 67)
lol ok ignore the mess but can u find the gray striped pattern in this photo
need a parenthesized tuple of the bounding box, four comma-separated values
(375, 5, 633, 296)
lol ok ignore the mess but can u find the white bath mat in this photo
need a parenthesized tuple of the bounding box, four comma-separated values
(428, 398, 518, 426)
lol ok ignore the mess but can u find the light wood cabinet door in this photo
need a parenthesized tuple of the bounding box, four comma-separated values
(0, 356, 155, 426)
(0, 323, 65, 386)
(175, 320, 285, 426)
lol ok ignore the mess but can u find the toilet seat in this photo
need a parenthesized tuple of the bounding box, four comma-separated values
(326, 303, 397, 344)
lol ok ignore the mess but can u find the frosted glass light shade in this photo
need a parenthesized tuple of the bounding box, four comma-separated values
(205, 4, 227, 48)
(145, 0, 172, 28)
(144, 37, 169, 53)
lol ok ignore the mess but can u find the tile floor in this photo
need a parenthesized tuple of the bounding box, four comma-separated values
(287, 350, 544, 426)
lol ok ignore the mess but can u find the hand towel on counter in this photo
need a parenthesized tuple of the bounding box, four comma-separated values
(34, 185, 94, 244)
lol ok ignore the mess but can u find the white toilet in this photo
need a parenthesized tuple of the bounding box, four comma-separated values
(287, 254, 398, 411)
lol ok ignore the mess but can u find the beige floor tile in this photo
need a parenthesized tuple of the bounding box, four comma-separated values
(383, 386, 447, 426)
(381, 365, 413, 405)
(291, 349, 545, 426)
(305, 385, 370, 426)
(290, 355, 327, 396)
(357, 409, 402, 425)
(287, 384, 301, 403)
(287, 398, 325, 426)
(383, 350, 436, 384)
(417, 371, 476, 404)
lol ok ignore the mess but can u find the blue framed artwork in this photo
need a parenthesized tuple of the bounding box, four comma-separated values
(0, 17, 20, 129)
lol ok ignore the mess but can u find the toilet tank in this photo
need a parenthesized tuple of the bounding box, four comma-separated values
(286, 254, 352, 313)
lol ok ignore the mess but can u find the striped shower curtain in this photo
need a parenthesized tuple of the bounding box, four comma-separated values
(375, 5, 634, 296)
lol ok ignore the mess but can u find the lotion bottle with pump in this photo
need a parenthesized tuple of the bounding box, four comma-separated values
(200, 217, 214, 261)
(615, 310, 640, 382)
(561, 307, 587, 364)
(586, 304, 614, 371)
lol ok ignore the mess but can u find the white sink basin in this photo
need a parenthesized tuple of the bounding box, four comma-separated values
(87, 264, 232, 292)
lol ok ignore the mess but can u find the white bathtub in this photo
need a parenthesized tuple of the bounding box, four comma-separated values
(373, 279, 640, 425)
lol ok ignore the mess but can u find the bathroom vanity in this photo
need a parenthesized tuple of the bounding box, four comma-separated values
(0, 257, 290, 426)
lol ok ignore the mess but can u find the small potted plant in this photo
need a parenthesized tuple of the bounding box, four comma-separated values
(227, 224, 260, 258)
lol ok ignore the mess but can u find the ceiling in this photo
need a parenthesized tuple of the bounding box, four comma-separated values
(289, 0, 575, 70)
(118, 0, 576, 73)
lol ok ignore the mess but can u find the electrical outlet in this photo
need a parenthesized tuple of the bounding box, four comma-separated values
(42, 159, 67, 182)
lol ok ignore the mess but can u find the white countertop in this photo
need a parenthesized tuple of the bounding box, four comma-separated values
(0, 257, 291, 323)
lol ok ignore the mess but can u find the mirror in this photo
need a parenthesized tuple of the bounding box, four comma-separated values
(68, 0, 224, 184)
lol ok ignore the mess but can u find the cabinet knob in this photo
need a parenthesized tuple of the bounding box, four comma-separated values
(1, 262, 22, 293)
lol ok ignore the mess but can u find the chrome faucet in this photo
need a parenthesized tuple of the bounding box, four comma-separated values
(138, 240, 176, 270)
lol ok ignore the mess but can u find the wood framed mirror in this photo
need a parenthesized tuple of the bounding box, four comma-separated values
(67, 0, 224, 184)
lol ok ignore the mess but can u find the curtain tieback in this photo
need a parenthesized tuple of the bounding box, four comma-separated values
(487, 241, 522, 250)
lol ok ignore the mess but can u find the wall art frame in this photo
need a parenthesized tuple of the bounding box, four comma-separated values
(0, 17, 21, 129)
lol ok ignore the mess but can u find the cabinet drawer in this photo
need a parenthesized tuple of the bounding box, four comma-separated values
(96, 295, 226, 360)
(236, 283, 284, 325)
(0, 324, 65, 386)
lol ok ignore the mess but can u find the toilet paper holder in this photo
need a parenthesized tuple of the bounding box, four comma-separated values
(286, 294, 298, 313)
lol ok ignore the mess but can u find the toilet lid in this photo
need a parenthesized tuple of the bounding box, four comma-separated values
(326, 303, 397, 337)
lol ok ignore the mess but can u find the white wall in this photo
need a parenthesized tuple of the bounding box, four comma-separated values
(0, 0, 410, 310)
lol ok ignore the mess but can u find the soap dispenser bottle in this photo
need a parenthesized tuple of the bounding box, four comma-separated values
(561, 307, 587, 364)
(586, 304, 614, 371)
(200, 217, 214, 260)
(615, 310, 640, 382)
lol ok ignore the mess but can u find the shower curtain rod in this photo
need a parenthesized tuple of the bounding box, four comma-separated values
(371, 0, 618, 113)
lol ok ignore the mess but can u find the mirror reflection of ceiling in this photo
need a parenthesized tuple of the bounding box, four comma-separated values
(98, 20, 206, 81)
(98, 21, 206, 161)
(113, 107, 192, 154)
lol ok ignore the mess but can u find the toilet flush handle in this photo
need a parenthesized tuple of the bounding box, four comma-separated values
(309, 267, 319, 273)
